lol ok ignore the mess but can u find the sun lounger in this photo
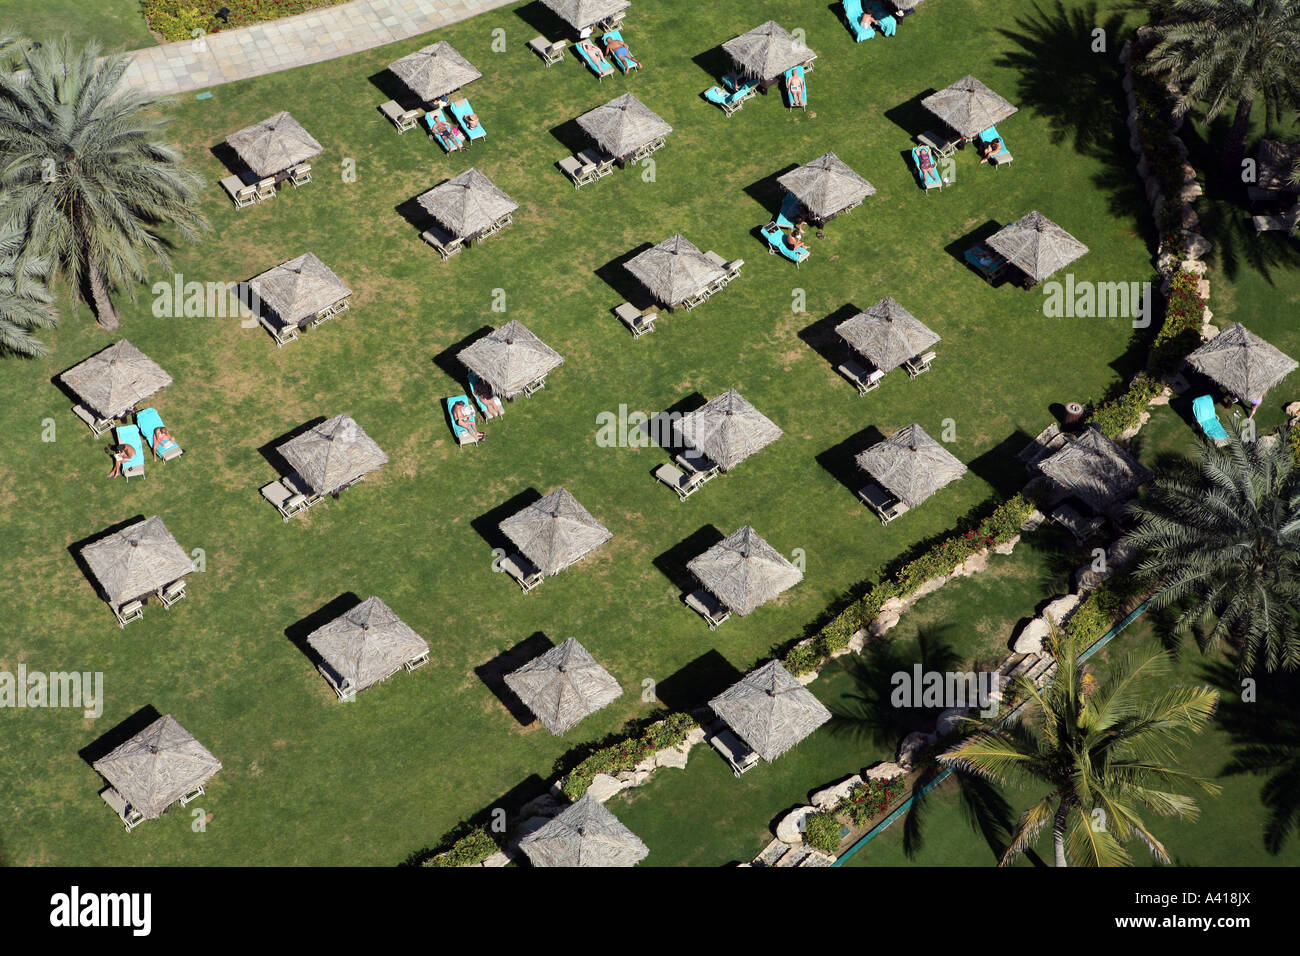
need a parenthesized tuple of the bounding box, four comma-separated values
(912, 146, 943, 192)
(113, 599, 144, 629)
(918, 129, 960, 158)
(775, 193, 802, 230)
(762, 223, 810, 266)
(500, 552, 543, 592)
(72, 404, 113, 436)
(783, 66, 808, 110)
(1252, 206, 1300, 233)
(289, 163, 312, 187)
(424, 108, 466, 152)
(135, 407, 182, 462)
(965, 242, 1008, 283)
(446, 394, 482, 448)
(843, 0, 875, 41)
(601, 30, 640, 72)
(422, 223, 464, 261)
(710, 726, 759, 775)
(450, 99, 486, 143)
(575, 39, 615, 79)
(158, 578, 187, 608)
(1193, 394, 1231, 442)
(466, 372, 505, 420)
(858, 481, 908, 524)
(101, 786, 145, 830)
(674, 449, 719, 475)
(558, 154, 598, 187)
(521, 374, 548, 396)
(685, 588, 730, 629)
(260, 479, 310, 521)
(977, 125, 1012, 167)
(528, 36, 567, 65)
(221, 175, 258, 209)
(904, 350, 936, 378)
(256, 178, 277, 201)
(259, 312, 298, 347)
(115, 424, 145, 480)
(869, 1, 899, 35)
(838, 359, 884, 395)
(615, 302, 656, 337)
(703, 83, 753, 116)
(380, 100, 422, 133)
(654, 462, 714, 500)
(579, 147, 616, 178)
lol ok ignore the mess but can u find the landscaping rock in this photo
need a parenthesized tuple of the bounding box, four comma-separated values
(654, 743, 690, 771)
(684, 726, 706, 747)
(1043, 593, 1084, 625)
(1285, 401, 1300, 421)
(880, 596, 907, 614)
(1013, 617, 1052, 655)
(1202, 323, 1219, 341)
(520, 792, 565, 820)
(1021, 510, 1046, 532)
(898, 731, 935, 769)
(1182, 232, 1213, 259)
(994, 533, 1021, 555)
(811, 774, 863, 810)
(848, 629, 868, 653)
(1107, 541, 1137, 569)
(616, 769, 650, 787)
(480, 851, 511, 867)
(776, 806, 816, 844)
(865, 761, 907, 781)
(936, 707, 970, 735)
(869, 611, 901, 638)
(1181, 259, 1207, 275)
(585, 773, 625, 803)
(912, 575, 949, 599)
(633, 757, 657, 774)
(1196, 278, 1210, 299)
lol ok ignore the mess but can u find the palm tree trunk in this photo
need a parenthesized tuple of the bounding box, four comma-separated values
(1222, 96, 1255, 180)
(88, 259, 119, 331)
(1053, 800, 1069, 867)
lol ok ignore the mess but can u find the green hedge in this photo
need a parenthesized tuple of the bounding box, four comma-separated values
(1150, 270, 1205, 373)
(144, 1, 350, 42)
(1085, 372, 1163, 439)
(560, 713, 698, 799)
(421, 825, 500, 868)
(803, 812, 843, 855)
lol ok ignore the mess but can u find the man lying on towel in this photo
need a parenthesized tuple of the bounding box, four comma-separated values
(452, 400, 485, 441)
(604, 35, 640, 69)
(432, 116, 467, 150)
(786, 70, 806, 107)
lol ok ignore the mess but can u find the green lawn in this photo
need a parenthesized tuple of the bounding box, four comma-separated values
(0, 0, 157, 51)
(2, 0, 1285, 867)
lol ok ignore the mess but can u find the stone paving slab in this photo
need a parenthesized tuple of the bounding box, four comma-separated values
(120, 0, 518, 97)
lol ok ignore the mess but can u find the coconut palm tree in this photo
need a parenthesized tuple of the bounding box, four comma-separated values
(939, 636, 1220, 866)
(1140, 0, 1300, 176)
(0, 220, 57, 357)
(1124, 429, 1300, 674)
(0, 38, 206, 331)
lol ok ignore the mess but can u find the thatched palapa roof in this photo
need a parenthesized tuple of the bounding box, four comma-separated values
(306, 597, 429, 696)
(856, 423, 966, 508)
(688, 526, 803, 617)
(836, 297, 939, 372)
(541, 0, 631, 33)
(227, 111, 322, 178)
(921, 74, 1018, 140)
(93, 714, 221, 820)
(709, 660, 830, 762)
(278, 414, 388, 495)
(577, 93, 672, 159)
(1186, 322, 1298, 404)
(623, 234, 725, 308)
(677, 389, 782, 471)
(417, 168, 518, 241)
(458, 319, 564, 399)
(81, 516, 194, 608)
(61, 340, 172, 421)
(776, 152, 876, 222)
(986, 211, 1089, 283)
(388, 42, 481, 102)
(249, 253, 351, 327)
(1037, 427, 1152, 514)
(504, 637, 623, 735)
(722, 21, 816, 83)
(519, 793, 648, 867)
(500, 488, 612, 576)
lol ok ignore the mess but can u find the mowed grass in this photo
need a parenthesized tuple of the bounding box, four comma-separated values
(0, 0, 1180, 865)
(0, 0, 157, 51)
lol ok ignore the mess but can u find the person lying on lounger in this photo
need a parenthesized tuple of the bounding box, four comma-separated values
(786, 70, 806, 107)
(604, 35, 640, 69)
(433, 117, 467, 150)
(106, 443, 133, 478)
(463, 111, 480, 131)
(785, 231, 809, 252)
(978, 138, 1003, 163)
(472, 378, 505, 418)
(452, 400, 485, 440)
(150, 426, 178, 460)
(916, 145, 936, 172)
(580, 39, 611, 70)
(860, 12, 880, 30)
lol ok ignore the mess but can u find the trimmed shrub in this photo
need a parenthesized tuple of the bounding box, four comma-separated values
(144, 0, 351, 42)
(422, 825, 499, 868)
(802, 811, 842, 855)
(560, 712, 697, 799)
(1086, 373, 1163, 438)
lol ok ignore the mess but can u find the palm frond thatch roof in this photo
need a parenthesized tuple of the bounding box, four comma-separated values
(1037, 427, 1153, 513)
(504, 637, 623, 735)
(722, 20, 816, 83)
(61, 340, 172, 420)
(576, 93, 672, 158)
(836, 297, 940, 372)
(93, 714, 221, 821)
(1186, 322, 1298, 404)
(986, 211, 1089, 283)
(457, 319, 564, 399)
(80, 515, 194, 608)
(416, 168, 519, 240)
(1257, 140, 1300, 192)
(677, 388, 782, 471)
(623, 234, 725, 308)
(249, 253, 351, 327)
(776, 152, 876, 221)
(306, 597, 429, 696)
(920, 74, 1018, 139)
(499, 488, 612, 576)
(856, 423, 967, 508)
(227, 111, 322, 178)
(518, 793, 648, 867)
(277, 414, 388, 495)
(687, 525, 802, 617)
(541, 0, 631, 33)
(709, 660, 830, 762)
(388, 41, 481, 102)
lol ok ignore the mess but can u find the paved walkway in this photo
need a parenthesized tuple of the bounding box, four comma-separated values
(121, 0, 517, 96)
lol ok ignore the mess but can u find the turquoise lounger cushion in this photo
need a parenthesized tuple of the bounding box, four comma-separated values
(704, 86, 728, 105)
(762, 225, 809, 263)
(776, 193, 801, 230)
(783, 66, 807, 107)
(912, 147, 943, 187)
(844, 0, 874, 40)
(869, 2, 898, 35)
(446, 395, 478, 441)
(115, 425, 144, 468)
(135, 407, 181, 458)
(451, 99, 485, 140)
(576, 41, 613, 76)
(424, 109, 462, 152)
(1192, 395, 1231, 440)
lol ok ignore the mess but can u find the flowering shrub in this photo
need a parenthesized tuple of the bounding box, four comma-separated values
(836, 775, 904, 827)
(145, 0, 350, 42)
(560, 713, 697, 799)
(1085, 373, 1163, 438)
(1149, 270, 1205, 373)
(422, 825, 500, 868)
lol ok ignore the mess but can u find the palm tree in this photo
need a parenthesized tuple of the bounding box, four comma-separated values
(939, 636, 1220, 866)
(0, 38, 206, 331)
(1140, 0, 1300, 176)
(1124, 430, 1300, 673)
(0, 220, 57, 357)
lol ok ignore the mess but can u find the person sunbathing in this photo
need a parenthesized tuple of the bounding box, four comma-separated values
(452, 401, 484, 440)
(580, 39, 610, 70)
(151, 425, 178, 460)
(860, 12, 880, 30)
(106, 443, 134, 478)
(786, 70, 806, 107)
(604, 36, 639, 69)
(432, 117, 467, 150)
(916, 145, 936, 173)
(978, 137, 1003, 163)
(785, 231, 808, 253)
(472, 379, 504, 418)
(463, 111, 480, 131)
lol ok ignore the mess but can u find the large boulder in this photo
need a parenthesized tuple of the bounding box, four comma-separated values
(584, 773, 625, 803)
(1043, 593, 1084, 625)
(869, 611, 902, 638)
(811, 774, 863, 810)
(654, 743, 690, 770)
(993, 533, 1021, 555)
(898, 731, 935, 769)
(776, 806, 817, 844)
(1013, 617, 1052, 654)
(865, 761, 907, 782)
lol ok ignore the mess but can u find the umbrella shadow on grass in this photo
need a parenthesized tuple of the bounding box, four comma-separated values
(815, 425, 888, 498)
(284, 591, 363, 676)
(655, 650, 746, 712)
(547, 116, 591, 156)
(255, 416, 327, 478)
(798, 303, 859, 373)
(67, 515, 148, 605)
(475, 631, 556, 727)
(653, 525, 726, 594)
(883, 88, 939, 140)
(209, 141, 254, 183)
(431, 325, 496, 386)
(395, 194, 440, 240)
(512, 1, 569, 40)
(471, 488, 544, 557)
(942, 219, 1009, 282)
(741, 165, 801, 219)
(641, 392, 706, 455)
(595, 243, 656, 311)
(78, 705, 164, 769)
(691, 44, 734, 84)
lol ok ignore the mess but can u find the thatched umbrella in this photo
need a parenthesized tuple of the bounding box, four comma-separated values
(388, 42, 481, 103)
(541, 0, 631, 33)
(61, 340, 173, 421)
(986, 211, 1089, 283)
(278, 414, 388, 495)
(504, 637, 623, 735)
(1257, 140, 1300, 193)
(623, 234, 725, 309)
(836, 297, 939, 372)
(458, 319, 564, 400)
(722, 21, 816, 84)
(576, 93, 672, 159)
(688, 526, 802, 618)
(677, 389, 782, 472)
(1037, 427, 1153, 514)
(709, 660, 830, 762)
(519, 793, 648, 867)
(306, 597, 429, 697)
(500, 488, 612, 576)
(227, 111, 322, 178)
(417, 168, 518, 241)
(776, 153, 876, 223)
(249, 253, 351, 328)
(93, 715, 222, 821)
(1186, 322, 1298, 404)
(856, 424, 966, 508)
(81, 516, 194, 608)
(921, 74, 1018, 140)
